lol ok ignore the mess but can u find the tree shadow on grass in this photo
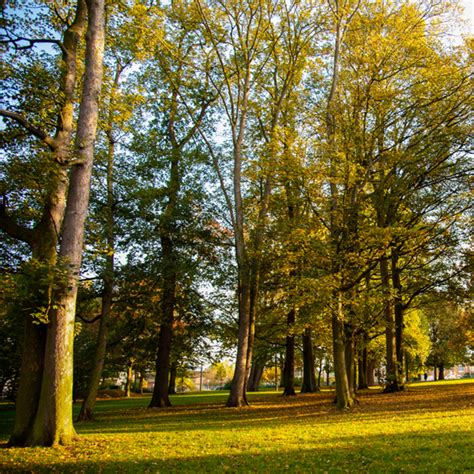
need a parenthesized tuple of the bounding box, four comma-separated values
(1, 385, 473, 440)
(2, 430, 473, 472)
(74, 385, 473, 436)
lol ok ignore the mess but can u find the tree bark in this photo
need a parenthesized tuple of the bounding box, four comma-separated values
(301, 327, 318, 393)
(381, 258, 402, 393)
(168, 362, 177, 395)
(367, 359, 375, 386)
(227, 276, 252, 406)
(7, 0, 87, 447)
(438, 363, 445, 381)
(344, 323, 355, 397)
(77, 59, 123, 421)
(125, 360, 133, 398)
(391, 249, 404, 377)
(332, 292, 354, 409)
(28, 0, 105, 446)
(149, 236, 175, 408)
(357, 344, 368, 390)
(247, 360, 265, 392)
(282, 309, 296, 396)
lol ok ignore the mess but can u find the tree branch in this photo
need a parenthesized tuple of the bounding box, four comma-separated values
(0, 109, 57, 150)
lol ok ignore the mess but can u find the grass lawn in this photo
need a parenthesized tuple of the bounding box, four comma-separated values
(1, 379, 473, 472)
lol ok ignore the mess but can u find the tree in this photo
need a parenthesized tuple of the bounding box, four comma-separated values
(1, 0, 88, 446)
(28, 0, 105, 446)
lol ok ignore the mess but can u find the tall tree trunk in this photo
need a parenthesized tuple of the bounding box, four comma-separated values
(227, 275, 252, 407)
(317, 359, 322, 390)
(125, 360, 133, 398)
(247, 360, 265, 392)
(6, 0, 87, 447)
(344, 323, 355, 397)
(282, 309, 296, 396)
(358, 344, 368, 390)
(77, 266, 113, 419)
(28, 0, 105, 446)
(332, 292, 354, 409)
(367, 359, 375, 386)
(438, 363, 445, 381)
(168, 362, 177, 395)
(301, 327, 317, 393)
(77, 60, 122, 422)
(381, 258, 401, 393)
(391, 249, 404, 378)
(149, 234, 176, 408)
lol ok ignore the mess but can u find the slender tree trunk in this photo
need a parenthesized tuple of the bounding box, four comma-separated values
(148, 124, 181, 409)
(344, 323, 355, 397)
(438, 363, 445, 381)
(282, 309, 296, 396)
(28, 0, 105, 446)
(332, 292, 354, 409)
(77, 60, 122, 421)
(149, 237, 175, 408)
(168, 362, 177, 395)
(301, 327, 317, 393)
(317, 359, 322, 390)
(227, 275, 251, 407)
(391, 250, 404, 378)
(381, 258, 401, 393)
(77, 267, 113, 420)
(358, 345, 368, 390)
(247, 360, 265, 392)
(244, 277, 258, 394)
(225, 63, 251, 407)
(125, 361, 133, 398)
(367, 359, 375, 386)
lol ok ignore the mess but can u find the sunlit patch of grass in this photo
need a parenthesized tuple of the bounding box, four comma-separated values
(1, 380, 473, 472)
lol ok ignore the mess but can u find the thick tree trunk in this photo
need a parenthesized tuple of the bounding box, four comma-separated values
(282, 309, 296, 396)
(301, 327, 318, 393)
(7, 0, 87, 447)
(28, 0, 105, 446)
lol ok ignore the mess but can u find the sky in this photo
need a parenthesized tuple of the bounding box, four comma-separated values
(461, 0, 474, 32)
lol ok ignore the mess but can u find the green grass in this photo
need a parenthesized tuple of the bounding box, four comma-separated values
(1, 380, 473, 472)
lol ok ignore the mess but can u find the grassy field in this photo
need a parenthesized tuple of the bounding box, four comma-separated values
(1, 379, 473, 472)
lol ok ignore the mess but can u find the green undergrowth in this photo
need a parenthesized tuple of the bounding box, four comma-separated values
(1, 380, 473, 472)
